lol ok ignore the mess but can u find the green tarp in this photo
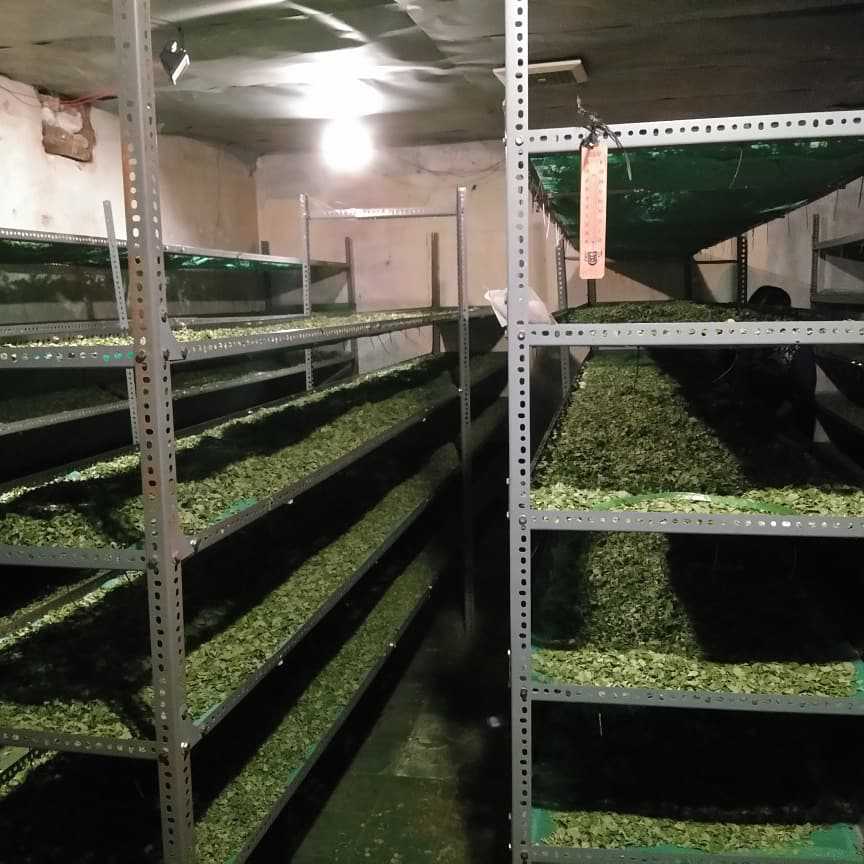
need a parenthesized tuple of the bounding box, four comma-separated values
(531, 138, 864, 258)
(0, 238, 343, 277)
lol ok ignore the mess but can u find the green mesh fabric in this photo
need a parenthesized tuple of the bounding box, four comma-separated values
(531, 138, 864, 258)
(0, 239, 344, 276)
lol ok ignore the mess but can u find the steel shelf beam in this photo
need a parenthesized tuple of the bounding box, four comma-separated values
(531, 681, 864, 716)
(528, 509, 864, 538)
(524, 320, 864, 347)
(0, 726, 156, 759)
(529, 845, 843, 864)
(526, 110, 864, 155)
(309, 206, 457, 221)
(0, 313, 307, 342)
(0, 544, 146, 570)
(0, 309, 490, 369)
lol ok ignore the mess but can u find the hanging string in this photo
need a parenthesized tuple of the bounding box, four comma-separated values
(575, 91, 633, 183)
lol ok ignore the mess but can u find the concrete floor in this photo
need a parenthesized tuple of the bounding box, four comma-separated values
(261, 514, 509, 864)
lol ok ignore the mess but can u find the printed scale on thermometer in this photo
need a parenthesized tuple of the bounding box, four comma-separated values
(579, 132, 608, 281)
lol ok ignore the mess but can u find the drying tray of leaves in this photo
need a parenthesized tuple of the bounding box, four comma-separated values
(558, 300, 739, 325)
(0, 350, 349, 428)
(532, 706, 864, 859)
(556, 299, 817, 326)
(533, 527, 864, 698)
(1, 308, 461, 348)
(0, 512, 451, 864)
(534, 809, 862, 859)
(532, 350, 864, 516)
(0, 396, 503, 738)
(0, 352, 503, 549)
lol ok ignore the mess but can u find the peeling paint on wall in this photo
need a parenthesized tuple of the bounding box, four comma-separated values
(39, 95, 95, 163)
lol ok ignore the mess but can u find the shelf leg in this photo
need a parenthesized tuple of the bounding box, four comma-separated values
(431, 231, 442, 355)
(555, 234, 571, 401)
(505, 0, 534, 860)
(810, 213, 821, 305)
(103, 199, 140, 446)
(300, 192, 314, 390)
(112, 2, 196, 861)
(736, 233, 749, 307)
(456, 186, 475, 632)
(345, 236, 360, 375)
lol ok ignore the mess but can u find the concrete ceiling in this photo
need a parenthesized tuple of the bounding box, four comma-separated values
(0, 1, 863, 156)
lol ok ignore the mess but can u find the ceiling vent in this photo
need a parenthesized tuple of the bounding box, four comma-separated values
(493, 59, 588, 87)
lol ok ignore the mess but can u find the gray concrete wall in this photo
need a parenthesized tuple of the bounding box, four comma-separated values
(256, 141, 558, 370)
(699, 178, 864, 307)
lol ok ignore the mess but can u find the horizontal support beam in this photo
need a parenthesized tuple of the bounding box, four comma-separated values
(0, 544, 146, 570)
(0, 309, 492, 369)
(530, 845, 843, 864)
(524, 320, 864, 347)
(531, 681, 864, 716)
(529, 509, 864, 538)
(0, 727, 156, 759)
(526, 110, 864, 154)
(310, 207, 456, 221)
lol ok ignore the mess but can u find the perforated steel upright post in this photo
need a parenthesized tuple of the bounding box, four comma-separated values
(300, 193, 314, 390)
(112, 1, 195, 860)
(555, 235, 571, 399)
(811, 214, 821, 302)
(345, 236, 360, 375)
(505, 0, 533, 859)
(736, 233, 749, 306)
(456, 187, 474, 631)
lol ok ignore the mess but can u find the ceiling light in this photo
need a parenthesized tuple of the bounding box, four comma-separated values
(321, 118, 374, 172)
(303, 77, 383, 120)
(160, 36, 191, 86)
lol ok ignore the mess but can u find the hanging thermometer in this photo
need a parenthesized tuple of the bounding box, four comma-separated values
(579, 137, 608, 280)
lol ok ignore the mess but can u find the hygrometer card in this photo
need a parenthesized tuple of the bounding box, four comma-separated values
(579, 140, 608, 280)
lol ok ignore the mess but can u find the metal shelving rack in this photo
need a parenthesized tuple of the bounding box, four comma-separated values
(0, 1, 496, 860)
(503, 1, 864, 861)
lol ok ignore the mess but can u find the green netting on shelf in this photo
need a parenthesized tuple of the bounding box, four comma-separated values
(0, 238, 343, 275)
(531, 137, 864, 258)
